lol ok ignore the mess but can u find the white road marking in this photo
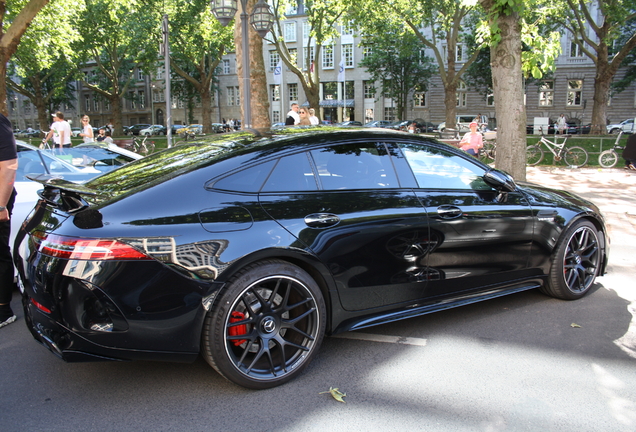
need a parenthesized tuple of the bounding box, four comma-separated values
(332, 332, 428, 346)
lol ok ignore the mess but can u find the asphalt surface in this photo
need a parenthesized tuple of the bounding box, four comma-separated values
(1, 166, 635, 432)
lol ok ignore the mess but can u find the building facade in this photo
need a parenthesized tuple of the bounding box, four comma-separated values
(8, 17, 636, 133)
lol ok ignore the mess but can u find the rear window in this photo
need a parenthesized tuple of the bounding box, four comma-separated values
(85, 137, 253, 197)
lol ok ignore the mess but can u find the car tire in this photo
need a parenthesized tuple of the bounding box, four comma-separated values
(201, 259, 326, 389)
(610, 128, 621, 135)
(542, 220, 601, 300)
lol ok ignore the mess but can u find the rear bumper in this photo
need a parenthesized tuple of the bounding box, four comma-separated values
(22, 295, 199, 363)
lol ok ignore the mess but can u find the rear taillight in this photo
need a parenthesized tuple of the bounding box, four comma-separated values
(32, 231, 152, 261)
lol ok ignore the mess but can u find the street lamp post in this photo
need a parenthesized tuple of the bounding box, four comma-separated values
(211, 0, 274, 129)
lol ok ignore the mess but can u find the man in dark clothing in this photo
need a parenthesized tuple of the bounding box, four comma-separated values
(0, 113, 18, 328)
(622, 133, 636, 170)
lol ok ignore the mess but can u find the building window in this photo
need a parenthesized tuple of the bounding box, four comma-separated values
(569, 40, 584, 58)
(139, 90, 145, 109)
(304, 46, 315, 71)
(365, 108, 374, 123)
(343, 44, 353, 68)
(130, 91, 136, 109)
(567, 80, 583, 106)
(539, 81, 554, 106)
(104, 100, 110, 111)
(456, 80, 467, 107)
(322, 45, 334, 69)
(272, 110, 280, 123)
(443, 44, 465, 62)
(137, 69, 144, 81)
(223, 59, 230, 74)
(288, 48, 297, 67)
(234, 86, 240, 106)
(269, 50, 280, 71)
(93, 97, 99, 111)
(322, 82, 338, 100)
(414, 92, 427, 107)
(487, 94, 495, 106)
(284, 22, 296, 42)
(364, 81, 375, 99)
(344, 81, 354, 99)
(302, 21, 310, 40)
(153, 89, 165, 103)
(384, 107, 396, 121)
(288, 83, 298, 101)
(362, 46, 373, 60)
(341, 21, 354, 36)
(271, 85, 280, 101)
(227, 87, 235, 106)
(84, 95, 91, 112)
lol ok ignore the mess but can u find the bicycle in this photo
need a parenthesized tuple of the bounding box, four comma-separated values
(597, 131, 625, 168)
(478, 130, 497, 162)
(39, 139, 53, 151)
(526, 134, 588, 168)
(131, 135, 155, 155)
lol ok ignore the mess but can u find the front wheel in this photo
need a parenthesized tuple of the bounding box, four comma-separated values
(202, 260, 326, 389)
(526, 145, 544, 166)
(542, 220, 601, 300)
(598, 149, 618, 168)
(563, 146, 588, 168)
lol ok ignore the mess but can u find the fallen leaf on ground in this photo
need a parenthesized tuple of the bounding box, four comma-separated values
(571, 323, 582, 328)
(319, 387, 346, 403)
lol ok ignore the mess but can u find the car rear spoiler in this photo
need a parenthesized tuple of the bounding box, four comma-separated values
(26, 174, 96, 213)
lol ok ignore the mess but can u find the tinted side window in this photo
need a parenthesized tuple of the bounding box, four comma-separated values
(310, 143, 399, 190)
(262, 152, 317, 192)
(213, 160, 276, 192)
(398, 143, 490, 190)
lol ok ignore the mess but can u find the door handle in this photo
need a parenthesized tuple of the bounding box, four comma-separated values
(304, 213, 340, 228)
(436, 205, 462, 219)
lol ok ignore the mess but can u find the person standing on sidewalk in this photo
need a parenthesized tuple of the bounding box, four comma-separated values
(0, 113, 18, 328)
(622, 133, 636, 170)
(43, 111, 72, 149)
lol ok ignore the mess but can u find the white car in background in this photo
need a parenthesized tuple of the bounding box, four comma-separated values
(606, 118, 635, 134)
(139, 125, 166, 136)
(10, 141, 143, 278)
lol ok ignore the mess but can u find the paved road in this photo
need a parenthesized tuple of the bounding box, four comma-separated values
(1, 167, 635, 432)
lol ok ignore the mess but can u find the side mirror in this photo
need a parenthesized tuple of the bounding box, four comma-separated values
(483, 169, 516, 192)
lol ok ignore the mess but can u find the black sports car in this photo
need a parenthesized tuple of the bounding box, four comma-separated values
(15, 128, 609, 389)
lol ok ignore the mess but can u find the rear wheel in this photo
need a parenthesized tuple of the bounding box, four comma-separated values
(202, 260, 326, 389)
(563, 146, 588, 168)
(480, 141, 496, 162)
(542, 220, 601, 300)
(598, 149, 618, 168)
(526, 145, 544, 166)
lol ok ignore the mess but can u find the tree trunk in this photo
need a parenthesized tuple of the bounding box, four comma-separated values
(590, 43, 611, 135)
(110, 95, 123, 136)
(201, 87, 213, 134)
(0, 61, 7, 116)
(235, 0, 271, 129)
(488, 9, 527, 180)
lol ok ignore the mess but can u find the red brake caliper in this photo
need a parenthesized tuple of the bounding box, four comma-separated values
(228, 311, 247, 346)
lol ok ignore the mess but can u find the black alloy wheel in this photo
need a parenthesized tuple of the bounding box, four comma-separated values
(202, 260, 326, 389)
(543, 220, 601, 300)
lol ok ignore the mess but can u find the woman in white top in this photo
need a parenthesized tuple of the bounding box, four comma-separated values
(79, 115, 94, 143)
(308, 108, 319, 125)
